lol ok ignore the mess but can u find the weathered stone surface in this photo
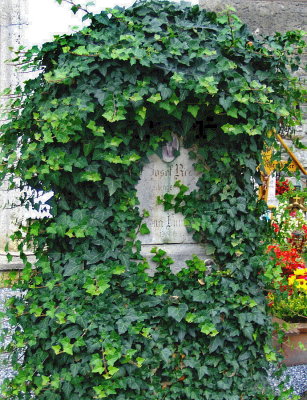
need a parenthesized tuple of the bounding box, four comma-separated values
(200, 0, 307, 36)
(136, 143, 200, 245)
(0, 0, 28, 92)
(0, 1, 29, 271)
(0, 252, 35, 271)
(136, 139, 208, 273)
(267, 174, 278, 208)
(0, 181, 34, 270)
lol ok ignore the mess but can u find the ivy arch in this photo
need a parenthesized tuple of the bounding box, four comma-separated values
(0, 1, 305, 399)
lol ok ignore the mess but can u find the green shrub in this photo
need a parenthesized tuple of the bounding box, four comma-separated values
(0, 1, 305, 399)
(271, 291, 307, 323)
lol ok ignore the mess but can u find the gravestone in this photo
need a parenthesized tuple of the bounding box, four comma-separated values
(136, 136, 209, 273)
(266, 174, 278, 209)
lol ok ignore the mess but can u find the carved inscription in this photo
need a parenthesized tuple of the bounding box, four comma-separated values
(136, 147, 200, 244)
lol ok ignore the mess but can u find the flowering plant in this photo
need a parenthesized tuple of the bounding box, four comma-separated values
(267, 245, 306, 278)
(271, 196, 306, 246)
(267, 244, 307, 322)
(270, 290, 307, 323)
(288, 268, 307, 292)
(276, 179, 290, 196)
(266, 188, 307, 322)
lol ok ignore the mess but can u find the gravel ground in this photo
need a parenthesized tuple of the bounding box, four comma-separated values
(0, 288, 306, 397)
(0, 288, 21, 386)
(268, 364, 307, 397)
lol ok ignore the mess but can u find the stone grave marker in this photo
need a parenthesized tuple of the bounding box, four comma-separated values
(136, 136, 209, 273)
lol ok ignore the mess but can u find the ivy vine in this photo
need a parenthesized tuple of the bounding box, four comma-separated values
(0, 1, 305, 399)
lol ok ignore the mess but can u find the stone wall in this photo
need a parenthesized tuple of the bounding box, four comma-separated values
(201, 0, 306, 36)
(200, 0, 307, 171)
(0, 0, 28, 274)
(0, 0, 27, 91)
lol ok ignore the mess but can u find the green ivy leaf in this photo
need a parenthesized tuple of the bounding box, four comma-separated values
(104, 177, 122, 196)
(139, 223, 150, 235)
(168, 304, 188, 322)
(187, 104, 200, 118)
(227, 106, 238, 118)
(63, 259, 83, 277)
(52, 345, 62, 355)
(80, 171, 102, 182)
(198, 365, 209, 379)
(147, 93, 161, 103)
(200, 323, 219, 336)
(161, 347, 172, 363)
(61, 339, 74, 355)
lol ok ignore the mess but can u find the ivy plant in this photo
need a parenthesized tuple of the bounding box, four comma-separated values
(0, 1, 305, 399)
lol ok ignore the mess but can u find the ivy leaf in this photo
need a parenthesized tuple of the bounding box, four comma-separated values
(187, 104, 200, 118)
(52, 345, 61, 355)
(161, 347, 172, 363)
(70, 363, 81, 377)
(83, 142, 94, 157)
(104, 137, 123, 148)
(147, 93, 161, 103)
(200, 323, 219, 337)
(71, 5, 81, 14)
(198, 365, 209, 379)
(204, 243, 216, 255)
(168, 304, 188, 322)
(227, 107, 238, 118)
(80, 171, 102, 182)
(62, 340, 74, 355)
(179, 114, 194, 136)
(63, 259, 83, 277)
(217, 225, 228, 237)
(130, 93, 143, 102)
(139, 223, 150, 235)
(136, 357, 145, 367)
(116, 319, 130, 334)
(104, 177, 122, 196)
(135, 106, 147, 125)
(158, 85, 172, 100)
(219, 95, 232, 111)
(108, 366, 119, 376)
(73, 46, 89, 56)
(91, 355, 104, 374)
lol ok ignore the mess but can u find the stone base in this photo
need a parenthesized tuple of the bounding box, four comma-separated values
(140, 243, 212, 274)
(0, 252, 35, 271)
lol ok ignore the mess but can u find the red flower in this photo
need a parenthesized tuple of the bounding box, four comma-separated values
(276, 179, 290, 195)
(268, 245, 305, 276)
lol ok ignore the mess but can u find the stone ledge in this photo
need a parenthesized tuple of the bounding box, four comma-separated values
(0, 252, 35, 271)
(140, 243, 211, 274)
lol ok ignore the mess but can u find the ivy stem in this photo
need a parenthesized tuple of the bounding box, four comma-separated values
(61, 0, 91, 14)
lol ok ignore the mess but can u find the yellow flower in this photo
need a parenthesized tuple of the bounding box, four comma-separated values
(295, 279, 307, 292)
(288, 275, 296, 285)
(294, 268, 307, 275)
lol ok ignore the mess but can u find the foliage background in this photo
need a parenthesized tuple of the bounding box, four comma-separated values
(0, 0, 305, 399)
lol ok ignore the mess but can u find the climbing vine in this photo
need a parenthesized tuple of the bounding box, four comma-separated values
(0, 1, 305, 399)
